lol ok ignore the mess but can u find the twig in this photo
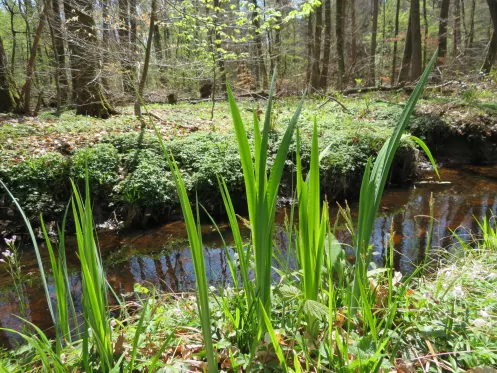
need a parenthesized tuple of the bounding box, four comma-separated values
(316, 96, 349, 112)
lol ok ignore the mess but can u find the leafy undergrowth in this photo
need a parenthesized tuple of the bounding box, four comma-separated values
(0, 90, 495, 231)
(0, 96, 420, 231)
(1, 243, 495, 372)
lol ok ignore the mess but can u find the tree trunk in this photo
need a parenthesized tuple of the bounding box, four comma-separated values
(391, 0, 401, 84)
(213, 0, 226, 93)
(350, 0, 357, 66)
(336, 0, 345, 88)
(20, 8, 46, 115)
(320, 0, 332, 89)
(438, 0, 451, 64)
(467, 0, 476, 49)
(101, 0, 112, 91)
(453, 0, 461, 56)
(272, 0, 282, 77)
(0, 35, 21, 113)
(135, 0, 156, 117)
(154, 24, 163, 61)
(306, 13, 313, 85)
(461, 0, 467, 51)
(251, 0, 268, 90)
(118, 0, 136, 94)
(410, 0, 422, 80)
(310, 3, 323, 91)
(64, 0, 116, 118)
(398, 17, 412, 83)
(481, 0, 497, 73)
(50, 0, 68, 103)
(422, 0, 428, 69)
(370, 0, 379, 85)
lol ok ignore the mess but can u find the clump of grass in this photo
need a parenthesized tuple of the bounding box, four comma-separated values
(225, 74, 303, 341)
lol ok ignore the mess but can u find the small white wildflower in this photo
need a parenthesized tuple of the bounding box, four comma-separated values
(452, 285, 465, 298)
(110, 319, 117, 328)
(209, 286, 216, 292)
(2, 250, 11, 258)
(472, 318, 487, 328)
(479, 309, 490, 318)
(0, 259, 4, 263)
(173, 308, 181, 316)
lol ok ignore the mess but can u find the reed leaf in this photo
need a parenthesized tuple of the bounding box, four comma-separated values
(152, 126, 218, 372)
(351, 50, 439, 312)
(226, 74, 304, 337)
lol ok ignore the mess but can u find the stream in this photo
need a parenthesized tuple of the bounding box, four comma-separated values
(1, 165, 497, 348)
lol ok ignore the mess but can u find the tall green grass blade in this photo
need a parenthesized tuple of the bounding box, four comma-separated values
(294, 121, 330, 337)
(260, 300, 290, 373)
(227, 77, 304, 338)
(0, 180, 56, 326)
(152, 126, 218, 372)
(351, 50, 438, 312)
(70, 176, 113, 372)
(40, 216, 70, 348)
(127, 297, 150, 372)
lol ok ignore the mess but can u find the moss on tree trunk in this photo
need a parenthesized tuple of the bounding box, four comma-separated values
(64, 0, 116, 118)
(0, 36, 21, 113)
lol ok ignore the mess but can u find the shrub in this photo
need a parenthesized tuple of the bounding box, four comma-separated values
(0, 152, 69, 217)
(114, 149, 175, 206)
(71, 143, 120, 188)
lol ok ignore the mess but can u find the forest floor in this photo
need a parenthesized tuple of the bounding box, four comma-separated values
(0, 88, 496, 234)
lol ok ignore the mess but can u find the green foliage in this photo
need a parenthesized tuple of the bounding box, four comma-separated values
(71, 144, 120, 187)
(114, 149, 175, 206)
(153, 120, 219, 373)
(0, 152, 69, 216)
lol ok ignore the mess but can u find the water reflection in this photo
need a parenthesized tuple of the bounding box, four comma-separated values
(1, 165, 497, 348)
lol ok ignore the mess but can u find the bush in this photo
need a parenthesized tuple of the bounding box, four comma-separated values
(114, 149, 175, 206)
(0, 152, 69, 217)
(71, 144, 120, 188)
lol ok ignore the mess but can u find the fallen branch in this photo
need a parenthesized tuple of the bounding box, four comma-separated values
(316, 96, 349, 112)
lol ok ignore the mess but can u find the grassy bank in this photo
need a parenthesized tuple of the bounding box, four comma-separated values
(2, 88, 496, 233)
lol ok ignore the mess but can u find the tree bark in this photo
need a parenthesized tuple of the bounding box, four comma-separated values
(410, 0, 423, 80)
(251, 0, 268, 90)
(370, 0, 379, 85)
(310, 2, 323, 91)
(336, 0, 346, 88)
(306, 13, 313, 85)
(350, 0, 357, 66)
(467, 0, 476, 49)
(135, 0, 156, 117)
(20, 8, 46, 115)
(453, 0, 461, 56)
(0, 35, 21, 113)
(154, 24, 163, 61)
(49, 0, 68, 103)
(320, 0, 332, 89)
(391, 0, 401, 84)
(101, 0, 112, 92)
(481, 0, 497, 73)
(422, 0, 428, 69)
(64, 0, 116, 117)
(438, 0, 451, 65)
(118, 0, 136, 94)
(398, 17, 412, 83)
